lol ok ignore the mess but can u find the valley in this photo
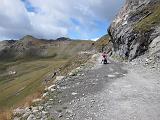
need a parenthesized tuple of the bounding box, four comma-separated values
(0, 58, 67, 109)
(0, 36, 96, 111)
(0, 0, 160, 120)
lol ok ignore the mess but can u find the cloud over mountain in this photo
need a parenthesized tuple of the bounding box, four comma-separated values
(0, 0, 124, 40)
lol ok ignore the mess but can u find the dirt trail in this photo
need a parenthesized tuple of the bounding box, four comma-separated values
(46, 54, 160, 120)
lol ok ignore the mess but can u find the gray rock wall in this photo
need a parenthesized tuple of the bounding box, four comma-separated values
(108, 0, 160, 60)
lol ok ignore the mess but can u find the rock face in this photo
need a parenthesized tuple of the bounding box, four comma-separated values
(108, 0, 160, 60)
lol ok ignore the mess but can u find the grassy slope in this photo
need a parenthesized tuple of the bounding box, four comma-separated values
(95, 35, 110, 52)
(40, 40, 93, 59)
(60, 53, 93, 75)
(134, 4, 160, 32)
(0, 58, 67, 109)
(0, 40, 94, 109)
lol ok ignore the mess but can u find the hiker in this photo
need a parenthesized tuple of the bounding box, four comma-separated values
(102, 52, 108, 64)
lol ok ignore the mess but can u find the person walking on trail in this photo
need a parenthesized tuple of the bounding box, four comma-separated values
(102, 52, 108, 64)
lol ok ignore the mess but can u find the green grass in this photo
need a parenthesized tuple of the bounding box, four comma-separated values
(0, 58, 67, 109)
(60, 52, 93, 75)
(0, 40, 94, 110)
(134, 4, 160, 32)
(95, 35, 110, 52)
(44, 40, 93, 59)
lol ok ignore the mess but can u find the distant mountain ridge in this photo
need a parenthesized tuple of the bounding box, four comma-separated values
(0, 35, 93, 60)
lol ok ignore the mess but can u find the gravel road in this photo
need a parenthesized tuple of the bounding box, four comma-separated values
(45, 55, 160, 120)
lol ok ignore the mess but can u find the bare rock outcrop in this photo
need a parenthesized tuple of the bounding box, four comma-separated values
(108, 0, 160, 60)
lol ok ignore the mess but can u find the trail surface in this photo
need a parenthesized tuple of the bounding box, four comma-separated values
(46, 55, 160, 120)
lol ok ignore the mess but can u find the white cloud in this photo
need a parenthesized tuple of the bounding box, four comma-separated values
(0, 0, 124, 40)
(0, 0, 33, 39)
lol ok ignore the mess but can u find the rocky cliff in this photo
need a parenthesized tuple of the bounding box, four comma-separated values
(108, 0, 160, 60)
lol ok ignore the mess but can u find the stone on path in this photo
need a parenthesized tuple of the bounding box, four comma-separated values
(107, 74, 116, 78)
(72, 92, 78, 95)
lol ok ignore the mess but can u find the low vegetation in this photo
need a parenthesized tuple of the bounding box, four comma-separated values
(95, 35, 111, 52)
(0, 109, 13, 120)
(0, 37, 95, 119)
(134, 4, 160, 32)
(60, 52, 93, 75)
(0, 58, 67, 109)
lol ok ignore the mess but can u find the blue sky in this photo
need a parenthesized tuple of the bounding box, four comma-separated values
(21, 0, 38, 13)
(0, 0, 124, 40)
(68, 20, 109, 40)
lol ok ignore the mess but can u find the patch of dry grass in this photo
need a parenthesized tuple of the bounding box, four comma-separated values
(0, 58, 67, 109)
(134, 4, 160, 32)
(0, 109, 13, 120)
(95, 35, 110, 52)
(0, 40, 94, 116)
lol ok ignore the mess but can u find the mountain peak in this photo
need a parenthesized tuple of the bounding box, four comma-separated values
(20, 35, 37, 41)
(56, 37, 71, 41)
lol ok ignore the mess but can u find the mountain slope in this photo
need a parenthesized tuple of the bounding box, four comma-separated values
(95, 34, 110, 52)
(0, 35, 94, 60)
(108, 0, 160, 60)
(0, 36, 94, 110)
